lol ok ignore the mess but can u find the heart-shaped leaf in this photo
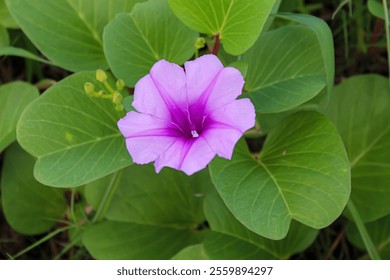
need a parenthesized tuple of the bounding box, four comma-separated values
(104, 0, 197, 86)
(1, 143, 66, 235)
(322, 75, 390, 222)
(168, 0, 274, 55)
(6, 0, 143, 71)
(243, 25, 325, 113)
(209, 111, 350, 239)
(17, 72, 132, 187)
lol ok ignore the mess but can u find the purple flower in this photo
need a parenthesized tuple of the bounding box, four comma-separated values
(117, 54, 255, 175)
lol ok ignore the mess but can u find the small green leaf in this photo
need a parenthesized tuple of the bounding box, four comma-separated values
(204, 232, 276, 260)
(243, 25, 325, 113)
(17, 72, 132, 188)
(368, 0, 389, 19)
(6, 0, 143, 71)
(104, 0, 197, 87)
(171, 244, 209, 260)
(0, 46, 52, 64)
(168, 0, 275, 55)
(0, 81, 39, 152)
(322, 75, 390, 222)
(204, 189, 318, 259)
(82, 220, 201, 259)
(346, 215, 390, 259)
(277, 13, 334, 101)
(85, 165, 212, 227)
(0, 143, 66, 235)
(209, 111, 350, 239)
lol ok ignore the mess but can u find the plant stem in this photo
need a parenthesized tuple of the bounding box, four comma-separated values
(347, 200, 381, 260)
(212, 34, 220, 55)
(92, 170, 123, 223)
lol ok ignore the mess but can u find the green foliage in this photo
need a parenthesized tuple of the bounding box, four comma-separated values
(210, 111, 350, 239)
(1, 144, 66, 235)
(5, 0, 143, 71)
(322, 75, 390, 222)
(243, 25, 325, 113)
(104, 0, 197, 86)
(17, 72, 132, 187)
(0, 81, 39, 152)
(168, 0, 274, 55)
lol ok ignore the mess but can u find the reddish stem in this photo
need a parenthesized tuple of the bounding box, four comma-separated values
(212, 33, 221, 56)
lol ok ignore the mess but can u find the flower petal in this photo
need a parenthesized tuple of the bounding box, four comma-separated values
(117, 111, 178, 164)
(185, 54, 224, 106)
(149, 59, 187, 108)
(202, 99, 255, 159)
(154, 137, 216, 175)
(132, 75, 171, 119)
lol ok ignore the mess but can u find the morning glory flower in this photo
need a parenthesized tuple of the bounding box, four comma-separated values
(117, 54, 255, 175)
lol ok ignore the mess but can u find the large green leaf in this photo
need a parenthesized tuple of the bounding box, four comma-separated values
(243, 25, 325, 113)
(0, 46, 52, 64)
(346, 215, 390, 259)
(0, 81, 39, 152)
(0, 0, 17, 28)
(82, 220, 201, 259)
(103, 0, 197, 87)
(0, 143, 66, 235)
(277, 13, 334, 100)
(322, 75, 390, 222)
(6, 0, 142, 71)
(204, 189, 318, 259)
(209, 111, 350, 239)
(17, 72, 132, 188)
(168, 0, 274, 55)
(204, 232, 276, 260)
(85, 165, 212, 227)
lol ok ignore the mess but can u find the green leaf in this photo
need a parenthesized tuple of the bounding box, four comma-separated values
(0, 46, 52, 64)
(103, 0, 197, 87)
(346, 215, 390, 259)
(204, 232, 276, 260)
(277, 13, 334, 101)
(0, 81, 39, 152)
(0, 24, 8, 47)
(85, 165, 212, 227)
(0, 143, 66, 235)
(17, 72, 132, 188)
(82, 220, 201, 259)
(368, 0, 389, 19)
(171, 244, 209, 260)
(6, 0, 143, 71)
(322, 75, 390, 222)
(204, 189, 318, 259)
(209, 111, 350, 239)
(0, 0, 17, 28)
(168, 0, 274, 55)
(243, 25, 325, 113)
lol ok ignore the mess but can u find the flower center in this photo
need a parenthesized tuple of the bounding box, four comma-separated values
(172, 107, 205, 139)
(191, 130, 199, 138)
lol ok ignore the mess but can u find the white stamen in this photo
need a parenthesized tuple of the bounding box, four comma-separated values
(191, 130, 199, 138)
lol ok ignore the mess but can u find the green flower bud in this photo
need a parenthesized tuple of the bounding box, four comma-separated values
(115, 104, 124, 112)
(84, 82, 95, 96)
(194, 37, 206, 49)
(116, 79, 126, 91)
(112, 91, 123, 104)
(96, 69, 107, 83)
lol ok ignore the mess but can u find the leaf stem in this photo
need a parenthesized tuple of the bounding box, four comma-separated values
(346, 200, 381, 260)
(92, 170, 123, 223)
(382, 0, 390, 84)
(12, 225, 74, 259)
(212, 34, 220, 55)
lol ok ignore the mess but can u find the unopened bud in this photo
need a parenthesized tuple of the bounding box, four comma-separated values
(116, 79, 125, 91)
(194, 37, 206, 49)
(84, 82, 95, 96)
(112, 91, 123, 104)
(115, 104, 124, 112)
(96, 69, 107, 83)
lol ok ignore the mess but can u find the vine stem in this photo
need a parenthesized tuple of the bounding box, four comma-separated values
(92, 170, 123, 223)
(346, 200, 381, 260)
(212, 33, 221, 55)
(382, 0, 390, 85)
